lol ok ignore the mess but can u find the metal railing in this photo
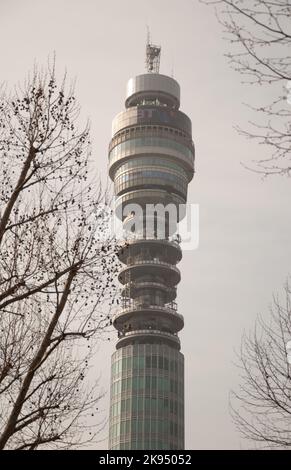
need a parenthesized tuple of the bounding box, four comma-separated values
(123, 258, 180, 271)
(122, 281, 177, 294)
(117, 236, 182, 249)
(109, 124, 194, 154)
(112, 302, 184, 326)
(117, 329, 179, 340)
(119, 300, 178, 312)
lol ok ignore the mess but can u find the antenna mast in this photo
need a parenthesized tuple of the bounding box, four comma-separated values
(146, 28, 161, 73)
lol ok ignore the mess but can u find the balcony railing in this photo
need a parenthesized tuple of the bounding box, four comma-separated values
(112, 302, 184, 328)
(121, 299, 177, 311)
(120, 234, 181, 246)
(122, 281, 177, 295)
(123, 258, 180, 271)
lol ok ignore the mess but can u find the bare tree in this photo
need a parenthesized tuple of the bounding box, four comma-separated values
(204, 0, 291, 175)
(0, 62, 118, 449)
(231, 282, 291, 448)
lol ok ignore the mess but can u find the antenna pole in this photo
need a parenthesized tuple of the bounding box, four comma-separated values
(145, 29, 161, 73)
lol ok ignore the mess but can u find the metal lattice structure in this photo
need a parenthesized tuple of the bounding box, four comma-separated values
(146, 30, 161, 73)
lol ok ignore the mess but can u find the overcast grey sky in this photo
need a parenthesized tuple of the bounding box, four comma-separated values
(1, 0, 291, 449)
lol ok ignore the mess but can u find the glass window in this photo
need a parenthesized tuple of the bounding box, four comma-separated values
(138, 356, 145, 369)
(144, 419, 150, 433)
(157, 377, 163, 391)
(132, 420, 137, 434)
(144, 439, 150, 449)
(145, 398, 151, 412)
(126, 356, 132, 370)
(110, 136, 194, 165)
(132, 377, 138, 390)
(125, 420, 130, 434)
(150, 398, 157, 415)
(145, 376, 151, 390)
(138, 376, 145, 389)
(132, 396, 138, 412)
(136, 440, 143, 449)
(137, 419, 143, 434)
(133, 356, 139, 370)
(126, 398, 131, 413)
(151, 420, 157, 434)
(163, 378, 169, 392)
(138, 397, 143, 411)
(170, 359, 174, 372)
(121, 399, 126, 413)
(114, 167, 188, 197)
(120, 421, 125, 435)
(126, 376, 132, 390)
(157, 398, 164, 413)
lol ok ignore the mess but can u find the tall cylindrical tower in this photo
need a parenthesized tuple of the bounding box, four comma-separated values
(108, 52, 194, 450)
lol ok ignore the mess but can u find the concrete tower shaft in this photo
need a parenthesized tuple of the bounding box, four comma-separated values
(108, 71, 194, 450)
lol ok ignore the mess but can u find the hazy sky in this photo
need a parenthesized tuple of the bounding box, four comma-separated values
(1, 0, 291, 450)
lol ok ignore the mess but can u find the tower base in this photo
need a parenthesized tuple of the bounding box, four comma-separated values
(109, 343, 184, 450)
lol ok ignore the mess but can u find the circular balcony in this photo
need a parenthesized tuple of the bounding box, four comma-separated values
(108, 138, 194, 181)
(112, 303, 184, 333)
(112, 106, 192, 137)
(118, 238, 182, 265)
(114, 189, 187, 222)
(114, 169, 188, 201)
(116, 328, 181, 350)
(121, 212, 179, 240)
(118, 259, 181, 287)
(121, 281, 177, 303)
(125, 74, 180, 109)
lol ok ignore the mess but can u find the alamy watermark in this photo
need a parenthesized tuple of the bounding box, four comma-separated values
(95, 202, 200, 251)
(112, 202, 199, 251)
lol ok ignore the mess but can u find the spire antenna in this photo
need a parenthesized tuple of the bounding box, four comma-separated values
(145, 28, 161, 73)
